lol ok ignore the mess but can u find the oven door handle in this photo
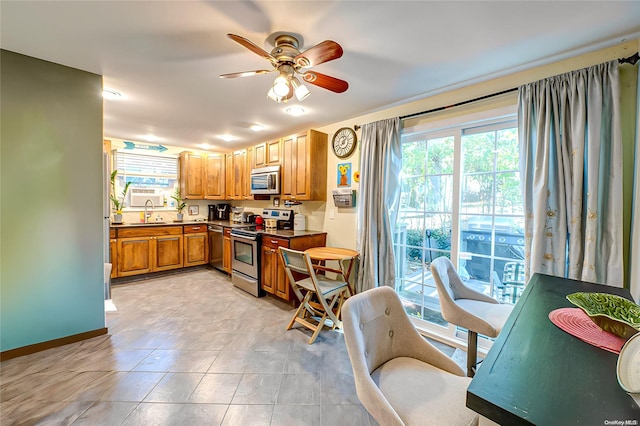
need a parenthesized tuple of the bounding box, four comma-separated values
(232, 235, 257, 241)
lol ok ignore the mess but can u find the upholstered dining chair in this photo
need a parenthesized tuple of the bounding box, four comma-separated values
(279, 247, 350, 344)
(342, 286, 479, 426)
(431, 256, 514, 377)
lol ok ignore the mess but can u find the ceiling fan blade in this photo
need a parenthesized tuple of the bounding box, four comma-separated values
(227, 33, 277, 64)
(301, 71, 349, 93)
(219, 69, 273, 79)
(295, 40, 343, 67)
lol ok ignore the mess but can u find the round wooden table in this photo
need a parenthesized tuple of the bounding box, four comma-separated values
(304, 247, 359, 295)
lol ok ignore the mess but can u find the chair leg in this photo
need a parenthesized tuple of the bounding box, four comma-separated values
(287, 292, 311, 330)
(467, 330, 478, 377)
(331, 291, 346, 329)
(308, 314, 327, 344)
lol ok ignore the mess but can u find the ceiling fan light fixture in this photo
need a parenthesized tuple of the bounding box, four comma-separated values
(267, 86, 285, 102)
(272, 75, 290, 97)
(291, 77, 310, 101)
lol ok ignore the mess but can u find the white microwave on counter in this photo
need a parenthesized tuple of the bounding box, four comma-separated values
(250, 165, 280, 195)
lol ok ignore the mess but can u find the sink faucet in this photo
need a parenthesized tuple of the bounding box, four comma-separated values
(144, 199, 154, 223)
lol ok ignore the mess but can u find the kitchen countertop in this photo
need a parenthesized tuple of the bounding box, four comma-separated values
(111, 220, 246, 228)
(260, 229, 327, 238)
(110, 220, 326, 239)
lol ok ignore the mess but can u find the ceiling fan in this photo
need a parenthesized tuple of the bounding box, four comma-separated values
(220, 33, 348, 103)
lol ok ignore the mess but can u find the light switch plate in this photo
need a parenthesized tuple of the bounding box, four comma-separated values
(329, 208, 335, 220)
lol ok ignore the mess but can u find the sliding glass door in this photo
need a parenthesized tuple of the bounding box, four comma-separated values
(394, 106, 522, 340)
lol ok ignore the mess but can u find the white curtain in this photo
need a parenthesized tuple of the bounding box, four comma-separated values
(356, 117, 402, 292)
(629, 63, 640, 302)
(518, 61, 623, 286)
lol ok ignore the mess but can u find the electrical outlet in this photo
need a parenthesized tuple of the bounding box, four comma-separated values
(329, 208, 335, 220)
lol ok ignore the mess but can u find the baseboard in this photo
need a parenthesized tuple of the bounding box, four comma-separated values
(0, 327, 108, 361)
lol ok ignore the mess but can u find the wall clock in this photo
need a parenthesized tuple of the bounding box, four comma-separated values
(332, 127, 357, 158)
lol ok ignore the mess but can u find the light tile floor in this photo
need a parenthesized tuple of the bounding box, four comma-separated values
(1, 268, 458, 425)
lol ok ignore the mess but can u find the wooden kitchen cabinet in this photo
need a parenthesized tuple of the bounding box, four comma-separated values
(255, 139, 281, 167)
(117, 237, 152, 276)
(179, 152, 204, 199)
(181, 151, 226, 200)
(281, 129, 327, 201)
(261, 233, 327, 302)
(116, 226, 184, 277)
(225, 149, 251, 200)
(243, 146, 254, 200)
(204, 153, 225, 200)
(261, 236, 288, 299)
(154, 234, 184, 271)
(223, 227, 232, 273)
(233, 149, 246, 200)
(225, 153, 234, 200)
(109, 229, 118, 279)
(183, 224, 208, 267)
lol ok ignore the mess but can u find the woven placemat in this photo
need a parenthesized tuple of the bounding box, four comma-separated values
(549, 307, 626, 354)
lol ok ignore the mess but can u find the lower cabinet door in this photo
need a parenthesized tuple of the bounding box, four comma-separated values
(261, 245, 278, 295)
(261, 237, 291, 301)
(154, 235, 184, 271)
(110, 238, 118, 278)
(223, 229, 232, 273)
(184, 233, 208, 266)
(117, 237, 152, 277)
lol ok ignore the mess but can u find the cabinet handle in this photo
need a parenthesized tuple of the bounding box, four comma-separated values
(270, 240, 279, 244)
(192, 227, 201, 231)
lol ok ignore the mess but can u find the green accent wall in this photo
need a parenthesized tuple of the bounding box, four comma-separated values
(1, 50, 105, 352)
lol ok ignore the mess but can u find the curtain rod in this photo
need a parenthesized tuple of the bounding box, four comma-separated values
(399, 87, 517, 121)
(356, 53, 639, 128)
(619, 52, 639, 66)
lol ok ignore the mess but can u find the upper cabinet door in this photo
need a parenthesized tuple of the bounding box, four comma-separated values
(281, 130, 327, 201)
(254, 139, 281, 168)
(225, 153, 235, 200)
(266, 139, 281, 165)
(244, 146, 254, 200)
(204, 153, 225, 200)
(180, 152, 204, 199)
(254, 143, 267, 168)
(233, 149, 246, 200)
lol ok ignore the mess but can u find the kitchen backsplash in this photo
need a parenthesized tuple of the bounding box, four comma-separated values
(113, 199, 326, 230)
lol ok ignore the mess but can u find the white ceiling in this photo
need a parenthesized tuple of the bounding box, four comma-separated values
(2, 1, 639, 151)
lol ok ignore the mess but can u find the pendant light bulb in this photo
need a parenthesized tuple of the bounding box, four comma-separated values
(272, 75, 290, 97)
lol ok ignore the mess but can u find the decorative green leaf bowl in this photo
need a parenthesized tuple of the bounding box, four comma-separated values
(567, 292, 640, 340)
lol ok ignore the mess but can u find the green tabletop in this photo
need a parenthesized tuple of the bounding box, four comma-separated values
(467, 273, 640, 425)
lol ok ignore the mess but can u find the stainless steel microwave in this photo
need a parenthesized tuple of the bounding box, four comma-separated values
(250, 165, 280, 195)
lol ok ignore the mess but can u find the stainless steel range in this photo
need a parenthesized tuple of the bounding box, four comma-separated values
(230, 227, 264, 297)
(230, 209, 294, 297)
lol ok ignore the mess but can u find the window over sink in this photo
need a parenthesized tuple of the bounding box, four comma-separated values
(112, 151, 179, 209)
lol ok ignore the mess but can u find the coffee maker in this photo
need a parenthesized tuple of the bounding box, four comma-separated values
(208, 204, 230, 221)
